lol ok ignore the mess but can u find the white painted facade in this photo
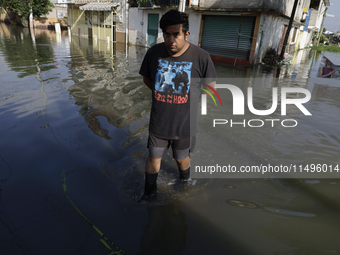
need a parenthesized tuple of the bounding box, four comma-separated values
(115, 1, 129, 35)
(299, 29, 312, 48)
(255, 13, 288, 62)
(128, 8, 163, 46)
(68, 0, 129, 43)
(298, 0, 329, 49)
(128, 8, 201, 47)
(129, 9, 294, 64)
(253, 0, 330, 63)
(128, 0, 330, 65)
(187, 13, 200, 46)
(316, 0, 326, 30)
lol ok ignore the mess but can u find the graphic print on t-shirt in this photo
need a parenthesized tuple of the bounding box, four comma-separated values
(155, 59, 192, 97)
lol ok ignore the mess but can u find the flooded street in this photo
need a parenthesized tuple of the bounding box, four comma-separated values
(1, 24, 340, 255)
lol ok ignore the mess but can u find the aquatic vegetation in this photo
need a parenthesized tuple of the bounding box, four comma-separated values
(311, 45, 340, 52)
(62, 169, 126, 255)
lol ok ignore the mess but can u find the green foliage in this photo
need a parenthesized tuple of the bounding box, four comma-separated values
(0, 0, 54, 18)
(319, 34, 326, 44)
(311, 45, 340, 52)
(312, 31, 318, 43)
(312, 27, 329, 44)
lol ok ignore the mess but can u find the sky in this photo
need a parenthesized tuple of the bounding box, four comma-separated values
(323, 0, 340, 32)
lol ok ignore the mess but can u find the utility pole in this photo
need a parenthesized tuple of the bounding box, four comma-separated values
(317, 7, 328, 46)
(279, 0, 299, 62)
(179, 0, 185, 12)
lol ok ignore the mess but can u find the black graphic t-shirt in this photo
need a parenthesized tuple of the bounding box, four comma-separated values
(139, 43, 216, 140)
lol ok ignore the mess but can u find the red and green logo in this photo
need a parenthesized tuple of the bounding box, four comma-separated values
(197, 83, 222, 106)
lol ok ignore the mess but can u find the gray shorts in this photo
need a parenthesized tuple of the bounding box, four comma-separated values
(147, 133, 196, 161)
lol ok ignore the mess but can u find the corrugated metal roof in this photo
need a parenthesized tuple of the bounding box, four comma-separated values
(324, 54, 340, 66)
(79, 2, 119, 11)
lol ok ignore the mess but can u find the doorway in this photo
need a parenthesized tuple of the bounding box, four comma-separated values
(147, 14, 159, 47)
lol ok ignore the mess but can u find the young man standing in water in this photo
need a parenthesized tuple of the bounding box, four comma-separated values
(138, 10, 216, 202)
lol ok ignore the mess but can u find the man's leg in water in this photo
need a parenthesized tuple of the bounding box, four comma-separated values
(176, 155, 191, 181)
(172, 137, 191, 181)
(139, 132, 169, 202)
(176, 155, 190, 170)
(146, 156, 162, 174)
(138, 156, 162, 203)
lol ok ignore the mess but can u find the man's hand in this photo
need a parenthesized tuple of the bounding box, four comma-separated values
(143, 77, 152, 90)
(205, 81, 216, 92)
(199, 81, 216, 102)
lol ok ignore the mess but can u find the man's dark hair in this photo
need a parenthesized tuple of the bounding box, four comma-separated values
(160, 10, 189, 34)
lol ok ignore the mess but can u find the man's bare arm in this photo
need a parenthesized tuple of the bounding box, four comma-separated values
(143, 77, 152, 90)
(207, 81, 216, 90)
(202, 81, 216, 93)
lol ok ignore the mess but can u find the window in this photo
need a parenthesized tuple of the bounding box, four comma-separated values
(291, 27, 298, 44)
(100, 11, 104, 23)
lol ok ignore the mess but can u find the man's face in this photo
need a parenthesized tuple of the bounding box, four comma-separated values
(163, 24, 190, 56)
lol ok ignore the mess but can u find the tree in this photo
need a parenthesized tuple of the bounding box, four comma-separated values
(319, 27, 328, 44)
(0, 28, 55, 78)
(313, 28, 328, 45)
(0, 0, 54, 19)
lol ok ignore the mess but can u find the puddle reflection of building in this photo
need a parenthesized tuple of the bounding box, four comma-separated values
(67, 37, 151, 143)
(68, 78, 150, 141)
(136, 200, 187, 255)
(85, 101, 149, 141)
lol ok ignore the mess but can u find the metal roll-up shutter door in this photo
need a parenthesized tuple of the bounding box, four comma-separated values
(201, 16, 255, 61)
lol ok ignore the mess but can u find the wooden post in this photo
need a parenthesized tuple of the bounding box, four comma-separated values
(317, 7, 327, 46)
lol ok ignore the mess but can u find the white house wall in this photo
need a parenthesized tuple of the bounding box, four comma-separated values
(115, 3, 127, 33)
(44, 5, 68, 19)
(129, 7, 200, 47)
(129, 8, 163, 47)
(256, 13, 287, 63)
(300, 29, 308, 48)
(129, 8, 145, 46)
(308, 1, 327, 32)
(315, 0, 325, 29)
(296, 0, 311, 21)
(187, 13, 200, 46)
(299, 29, 312, 48)
(129, 9, 200, 47)
(70, 8, 88, 38)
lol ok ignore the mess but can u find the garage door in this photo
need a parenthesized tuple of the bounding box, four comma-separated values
(201, 15, 255, 61)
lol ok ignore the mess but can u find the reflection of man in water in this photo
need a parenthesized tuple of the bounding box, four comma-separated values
(319, 60, 335, 78)
(136, 200, 187, 255)
(174, 66, 189, 94)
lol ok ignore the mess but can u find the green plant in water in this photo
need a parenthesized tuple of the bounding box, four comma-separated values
(62, 169, 127, 255)
(311, 45, 340, 52)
